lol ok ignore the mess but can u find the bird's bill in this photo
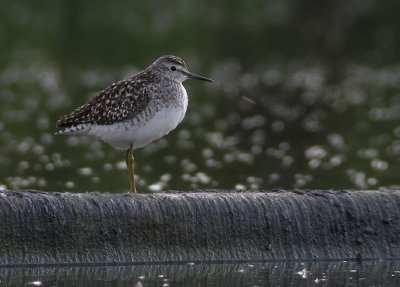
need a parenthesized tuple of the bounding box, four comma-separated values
(184, 71, 213, 82)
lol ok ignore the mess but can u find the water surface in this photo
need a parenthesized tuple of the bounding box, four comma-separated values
(1, 260, 400, 287)
(1, 1, 400, 192)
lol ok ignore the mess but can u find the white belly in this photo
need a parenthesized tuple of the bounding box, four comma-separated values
(88, 102, 187, 150)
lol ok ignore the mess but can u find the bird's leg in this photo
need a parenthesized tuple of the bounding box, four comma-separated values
(125, 144, 136, 193)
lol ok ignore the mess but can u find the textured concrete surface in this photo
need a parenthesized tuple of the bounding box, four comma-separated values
(0, 189, 399, 265)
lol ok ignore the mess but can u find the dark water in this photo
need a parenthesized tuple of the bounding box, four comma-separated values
(1, 260, 399, 287)
(1, 1, 400, 192)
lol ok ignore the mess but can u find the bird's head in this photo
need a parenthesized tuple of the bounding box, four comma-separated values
(151, 55, 213, 83)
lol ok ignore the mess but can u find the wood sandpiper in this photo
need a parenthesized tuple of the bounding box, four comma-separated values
(56, 55, 213, 193)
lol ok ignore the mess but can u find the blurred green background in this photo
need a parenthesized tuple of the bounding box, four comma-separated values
(1, 0, 400, 192)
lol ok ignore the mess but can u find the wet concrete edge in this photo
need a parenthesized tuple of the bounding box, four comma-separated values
(0, 189, 399, 265)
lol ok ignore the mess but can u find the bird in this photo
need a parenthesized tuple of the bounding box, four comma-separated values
(55, 55, 213, 193)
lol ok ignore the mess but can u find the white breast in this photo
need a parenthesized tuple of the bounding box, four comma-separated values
(88, 86, 188, 150)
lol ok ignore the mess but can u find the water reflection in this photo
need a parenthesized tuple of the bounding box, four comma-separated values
(1, 260, 399, 286)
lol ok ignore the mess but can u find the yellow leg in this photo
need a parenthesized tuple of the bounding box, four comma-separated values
(125, 145, 136, 193)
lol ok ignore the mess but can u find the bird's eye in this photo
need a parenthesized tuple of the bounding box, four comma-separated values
(170, 66, 176, 71)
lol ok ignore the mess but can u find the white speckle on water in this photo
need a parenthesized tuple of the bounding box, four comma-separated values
(294, 174, 312, 187)
(103, 163, 113, 171)
(282, 155, 293, 166)
(160, 173, 171, 182)
(32, 145, 44, 155)
(367, 177, 378, 185)
(237, 152, 253, 164)
(40, 133, 53, 145)
(78, 167, 92, 175)
(327, 133, 345, 150)
(266, 147, 285, 158)
(67, 136, 79, 146)
(51, 153, 61, 161)
(181, 174, 191, 181)
(305, 145, 327, 159)
(371, 159, 388, 171)
(181, 159, 197, 172)
(296, 268, 308, 279)
(36, 116, 49, 130)
(148, 182, 163, 192)
(195, 172, 211, 184)
(164, 155, 176, 164)
(271, 120, 285, 132)
(115, 161, 126, 170)
(309, 158, 321, 169)
(178, 129, 191, 140)
(18, 161, 29, 170)
(27, 281, 42, 286)
(223, 153, 235, 163)
(202, 148, 213, 158)
(358, 148, 378, 159)
(39, 155, 49, 163)
(45, 163, 54, 171)
(205, 158, 222, 168)
(37, 178, 46, 187)
(330, 155, 344, 166)
(65, 181, 75, 188)
(235, 184, 246, 191)
(268, 173, 280, 182)
(347, 169, 367, 188)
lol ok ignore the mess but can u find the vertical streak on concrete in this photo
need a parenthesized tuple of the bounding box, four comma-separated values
(0, 189, 399, 265)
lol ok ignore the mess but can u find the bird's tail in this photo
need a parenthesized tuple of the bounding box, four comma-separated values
(55, 124, 91, 135)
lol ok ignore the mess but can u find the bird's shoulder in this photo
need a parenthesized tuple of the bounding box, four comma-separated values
(89, 73, 153, 125)
(93, 73, 153, 104)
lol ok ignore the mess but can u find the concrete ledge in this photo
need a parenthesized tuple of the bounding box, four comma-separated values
(0, 189, 399, 265)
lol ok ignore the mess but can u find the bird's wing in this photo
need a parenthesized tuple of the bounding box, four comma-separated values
(56, 78, 150, 128)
